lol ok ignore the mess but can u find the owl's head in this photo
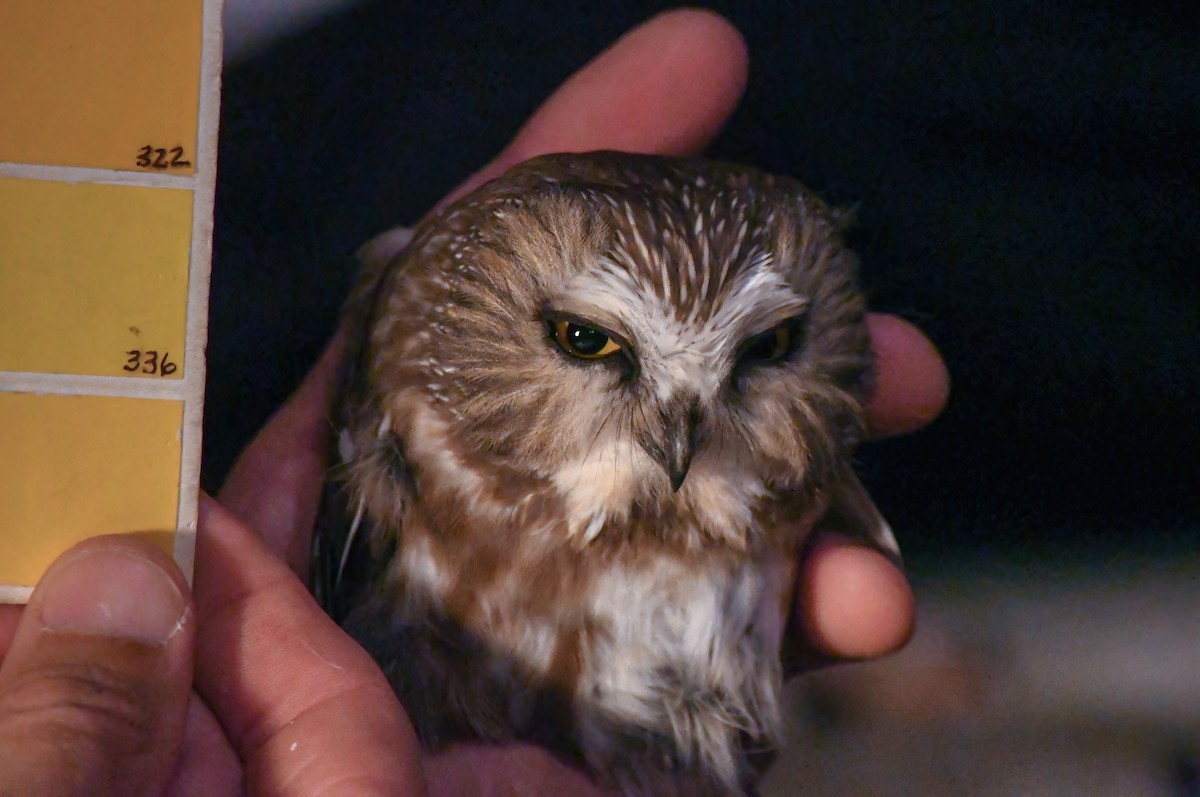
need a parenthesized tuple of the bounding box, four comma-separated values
(369, 153, 872, 548)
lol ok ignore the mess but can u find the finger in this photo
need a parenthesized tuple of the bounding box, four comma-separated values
(166, 695, 242, 797)
(0, 536, 193, 797)
(218, 336, 345, 574)
(193, 495, 426, 796)
(218, 8, 750, 570)
(0, 605, 18, 655)
(438, 7, 748, 207)
(866, 313, 950, 438)
(792, 532, 915, 666)
(426, 744, 610, 797)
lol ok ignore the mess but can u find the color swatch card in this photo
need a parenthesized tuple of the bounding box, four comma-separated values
(0, 0, 223, 601)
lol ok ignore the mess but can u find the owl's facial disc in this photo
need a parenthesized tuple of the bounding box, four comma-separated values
(539, 298, 813, 493)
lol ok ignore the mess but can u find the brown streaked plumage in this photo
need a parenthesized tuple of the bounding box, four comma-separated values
(314, 151, 896, 796)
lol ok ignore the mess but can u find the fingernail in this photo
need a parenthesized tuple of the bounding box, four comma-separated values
(40, 548, 186, 644)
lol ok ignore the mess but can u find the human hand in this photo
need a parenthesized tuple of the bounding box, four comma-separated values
(0, 515, 423, 796)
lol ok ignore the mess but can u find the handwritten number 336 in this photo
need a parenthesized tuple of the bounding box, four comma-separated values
(124, 350, 177, 376)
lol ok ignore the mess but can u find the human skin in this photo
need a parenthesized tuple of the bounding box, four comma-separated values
(0, 10, 947, 796)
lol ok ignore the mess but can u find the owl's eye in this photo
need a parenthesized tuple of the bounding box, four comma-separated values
(551, 320, 623, 359)
(738, 318, 804, 367)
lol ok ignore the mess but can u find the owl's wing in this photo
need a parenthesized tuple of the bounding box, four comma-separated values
(311, 227, 413, 621)
(312, 445, 380, 622)
(822, 465, 901, 561)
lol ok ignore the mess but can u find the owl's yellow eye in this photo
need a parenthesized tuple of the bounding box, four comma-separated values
(739, 319, 802, 366)
(744, 327, 790, 361)
(552, 320, 622, 359)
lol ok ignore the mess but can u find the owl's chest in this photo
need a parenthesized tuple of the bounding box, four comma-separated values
(389, 493, 794, 789)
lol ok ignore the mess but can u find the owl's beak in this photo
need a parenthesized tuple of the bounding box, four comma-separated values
(640, 396, 702, 492)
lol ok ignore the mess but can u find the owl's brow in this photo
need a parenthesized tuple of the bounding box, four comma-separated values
(711, 267, 810, 341)
(734, 304, 810, 343)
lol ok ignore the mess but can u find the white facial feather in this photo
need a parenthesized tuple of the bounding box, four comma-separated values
(551, 438, 648, 543)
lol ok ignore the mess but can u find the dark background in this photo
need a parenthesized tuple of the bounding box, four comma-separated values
(204, 0, 1199, 571)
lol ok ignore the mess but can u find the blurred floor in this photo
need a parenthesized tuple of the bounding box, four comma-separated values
(761, 551, 1200, 796)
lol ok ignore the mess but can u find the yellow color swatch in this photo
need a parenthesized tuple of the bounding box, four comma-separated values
(0, 177, 192, 378)
(0, 393, 182, 587)
(0, 0, 203, 173)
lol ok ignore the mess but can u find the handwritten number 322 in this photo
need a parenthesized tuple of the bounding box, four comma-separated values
(124, 350, 177, 376)
(136, 146, 191, 169)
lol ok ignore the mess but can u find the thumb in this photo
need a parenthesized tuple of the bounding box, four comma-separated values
(0, 536, 194, 797)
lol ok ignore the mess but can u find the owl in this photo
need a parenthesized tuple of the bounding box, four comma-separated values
(314, 151, 897, 796)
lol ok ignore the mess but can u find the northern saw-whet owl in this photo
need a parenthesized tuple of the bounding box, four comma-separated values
(314, 151, 898, 796)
